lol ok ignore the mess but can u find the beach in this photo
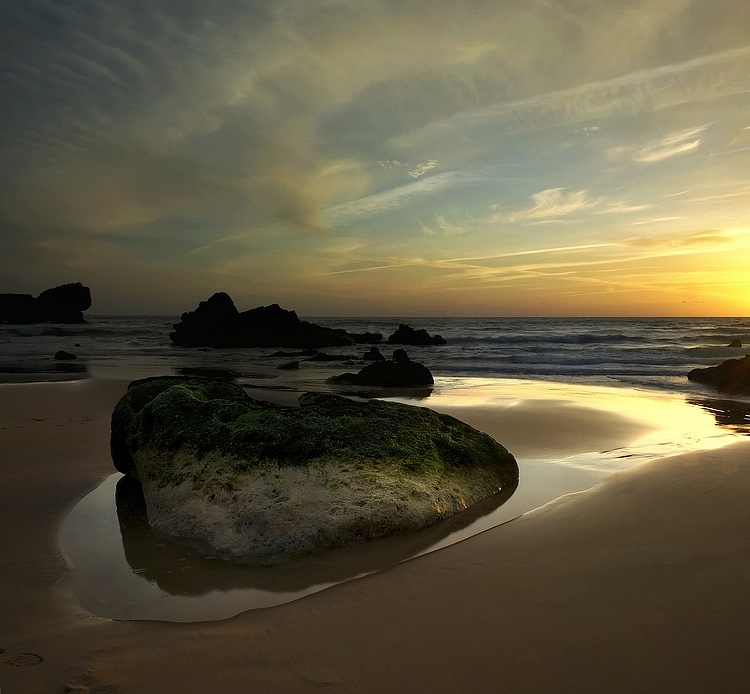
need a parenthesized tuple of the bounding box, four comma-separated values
(1, 378, 749, 693)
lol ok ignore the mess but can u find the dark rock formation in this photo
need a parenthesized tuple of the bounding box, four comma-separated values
(363, 346, 385, 361)
(350, 331, 383, 344)
(0, 283, 92, 324)
(54, 350, 78, 360)
(728, 339, 743, 348)
(278, 361, 300, 370)
(688, 356, 750, 395)
(170, 294, 382, 348)
(110, 377, 518, 565)
(387, 323, 446, 346)
(328, 349, 434, 387)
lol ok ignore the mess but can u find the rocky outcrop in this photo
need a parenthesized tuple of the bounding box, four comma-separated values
(170, 294, 382, 348)
(110, 377, 517, 565)
(387, 323, 446, 346)
(688, 356, 750, 395)
(0, 283, 91, 324)
(363, 346, 385, 361)
(327, 349, 434, 387)
(728, 339, 743, 348)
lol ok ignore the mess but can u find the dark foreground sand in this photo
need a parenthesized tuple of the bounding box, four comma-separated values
(1, 380, 749, 693)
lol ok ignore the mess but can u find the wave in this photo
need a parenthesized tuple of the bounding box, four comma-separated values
(678, 334, 750, 344)
(449, 332, 639, 346)
(687, 346, 750, 359)
(40, 326, 133, 337)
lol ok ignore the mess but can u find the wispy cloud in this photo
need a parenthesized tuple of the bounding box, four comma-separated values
(394, 46, 750, 149)
(622, 228, 744, 250)
(632, 126, 708, 163)
(322, 171, 477, 225)
(508, 188, 599, 221)
(419, 215, 468, 237)
(633, 216, 683, 225)
(327, 242, 617, 275)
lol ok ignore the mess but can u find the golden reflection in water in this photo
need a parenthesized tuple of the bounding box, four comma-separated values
(388, 377, 743, 466)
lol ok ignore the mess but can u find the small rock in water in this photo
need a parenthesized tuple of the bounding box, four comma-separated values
(54, 350, 77, 360)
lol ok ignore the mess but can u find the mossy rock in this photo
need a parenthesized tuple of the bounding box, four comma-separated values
(110, 377, 518, 564)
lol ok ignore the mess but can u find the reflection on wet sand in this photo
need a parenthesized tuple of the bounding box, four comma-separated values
(687, 397, 750, 434)
(114, 475, 517, 597)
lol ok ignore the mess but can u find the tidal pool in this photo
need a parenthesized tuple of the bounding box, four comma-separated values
(61, 377, 745, 622)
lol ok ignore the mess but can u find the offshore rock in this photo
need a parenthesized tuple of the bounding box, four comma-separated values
(327, 349, 434, 388)
(387, 323, 446, 346)
(170, 294, 382, 348)
(363, 346, 386, 361)
(688, 356, 750, 395)
(0, 283, 92, 324)
(110, 377, 517, 565)
(54, 350, 78, 360)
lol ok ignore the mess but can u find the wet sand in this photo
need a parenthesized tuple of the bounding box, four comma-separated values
(1, 379, 749, 693)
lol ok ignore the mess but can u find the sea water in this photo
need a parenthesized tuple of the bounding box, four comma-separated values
(2, 314, 750, 395)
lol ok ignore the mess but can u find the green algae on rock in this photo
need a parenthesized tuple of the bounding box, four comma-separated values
(110, 377, 518, 565)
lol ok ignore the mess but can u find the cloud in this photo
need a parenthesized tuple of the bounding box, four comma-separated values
(419, 215, 468, 237)
(632, 126, 707, 163)
(327, 241, 617, 275)
(322, 171, 477, 225)
(508, 188, 599, 221)
(408, 160, 438, 178)
(594, 202, 654, 215)
(393, 46, 750, 150)
(632, 216, 683, 225)
(623, 229, 741, 250)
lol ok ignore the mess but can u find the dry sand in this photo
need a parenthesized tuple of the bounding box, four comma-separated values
(1, 380, 749, 693)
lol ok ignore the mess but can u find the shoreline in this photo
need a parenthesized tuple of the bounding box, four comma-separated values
(1, 378, 749, 692)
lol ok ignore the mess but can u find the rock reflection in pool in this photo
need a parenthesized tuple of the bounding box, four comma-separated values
(62, 472, 518, 622)
(687, 397, 750, 433)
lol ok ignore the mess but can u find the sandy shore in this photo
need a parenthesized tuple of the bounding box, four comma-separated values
(1, 380, 749, 693)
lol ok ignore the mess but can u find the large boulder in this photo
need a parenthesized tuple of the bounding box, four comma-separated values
(170, 294, 381, 348)
(110, 377, 517, 565)
(0, 282, 91, 323)
(328, 349, 434, 387)
(688, 356, 750, 395)
(388, 323, 446, 346)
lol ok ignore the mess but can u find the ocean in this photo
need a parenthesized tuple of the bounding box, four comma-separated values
(2, 314, 749, 396)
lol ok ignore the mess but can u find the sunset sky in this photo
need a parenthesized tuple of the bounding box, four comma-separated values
(2, 0, 749, 316)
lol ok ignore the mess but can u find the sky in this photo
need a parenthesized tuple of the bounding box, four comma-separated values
(1, 0, 750, 316)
